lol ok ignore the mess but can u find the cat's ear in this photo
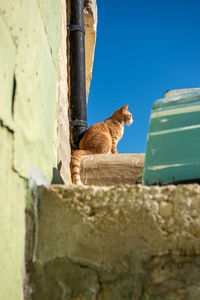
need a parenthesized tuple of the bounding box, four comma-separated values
(122, 104, 129, 111)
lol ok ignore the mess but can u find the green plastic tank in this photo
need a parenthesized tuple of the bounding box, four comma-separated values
(143, 89, 200, 185)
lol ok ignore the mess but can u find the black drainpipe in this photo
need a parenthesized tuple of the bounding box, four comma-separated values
(68, 0, 87, 150)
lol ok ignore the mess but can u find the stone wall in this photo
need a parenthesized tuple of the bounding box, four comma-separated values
(28, 184, 200, 300)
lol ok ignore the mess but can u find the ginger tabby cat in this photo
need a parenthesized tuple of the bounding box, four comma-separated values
(71, 104, 133, 184)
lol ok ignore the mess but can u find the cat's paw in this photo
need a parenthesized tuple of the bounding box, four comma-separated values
(75, 180, 83, 185)
(112, 150, 118, 154)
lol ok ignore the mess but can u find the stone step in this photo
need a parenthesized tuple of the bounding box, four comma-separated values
(26, 183, 200, 300)
(80, 153, 145, 186)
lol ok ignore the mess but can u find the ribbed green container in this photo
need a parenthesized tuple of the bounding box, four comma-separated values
(143, 91, 200, 185)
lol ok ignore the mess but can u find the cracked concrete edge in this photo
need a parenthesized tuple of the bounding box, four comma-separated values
(27, 183, 200, 300)
(33, 184, 200, 267)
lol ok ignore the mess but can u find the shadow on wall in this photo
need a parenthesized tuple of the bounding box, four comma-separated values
(51, 163, 65, 184)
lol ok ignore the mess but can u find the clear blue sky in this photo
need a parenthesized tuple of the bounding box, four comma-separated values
(87, 0, 200, 153)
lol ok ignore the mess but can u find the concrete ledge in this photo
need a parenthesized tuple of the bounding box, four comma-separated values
(80, 154, 145, 186)
(27, 184, 200, 299)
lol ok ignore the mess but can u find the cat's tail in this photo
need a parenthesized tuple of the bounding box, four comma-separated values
(71, 150, 92, 185)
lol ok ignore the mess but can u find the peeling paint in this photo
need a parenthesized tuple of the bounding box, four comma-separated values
(28, 167, 49, 262)
(149, 123, 200, 136)
(151, 104, 200, 118)
(147, 162, 197, 171)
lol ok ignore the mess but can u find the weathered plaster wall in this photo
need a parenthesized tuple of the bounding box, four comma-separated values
(0, 1, 69, 299)
(0, 0, 59, 181)
(1, 0, 98, 298)
(0, 127, 26, 300)
(57, 0, 72, 184)
(28, 184, 200, 300)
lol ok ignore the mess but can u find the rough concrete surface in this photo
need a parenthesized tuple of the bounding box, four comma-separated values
(80, 154, 144, 186)
(27, 184, 200, 300)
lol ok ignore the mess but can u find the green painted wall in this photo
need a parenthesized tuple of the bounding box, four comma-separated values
(0, 127, 26, 300)
(0, 0, 62, 298)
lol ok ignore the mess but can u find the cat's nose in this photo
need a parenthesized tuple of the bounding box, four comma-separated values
(129, 118, 134, 125)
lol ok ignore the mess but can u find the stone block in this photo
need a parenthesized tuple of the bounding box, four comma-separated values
(80, 153, 144, 185)
(27, 184, 200, 299)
